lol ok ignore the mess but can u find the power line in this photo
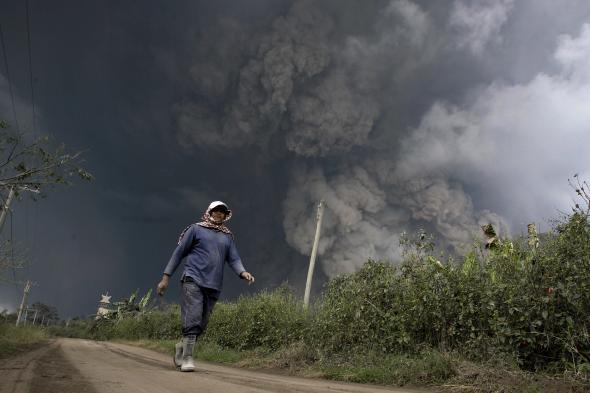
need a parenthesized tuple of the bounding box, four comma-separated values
(0, 5, 39, 303)
(0, 24, 21, 132)
(24, 0, 37, 134)
(24, 0, 37, 280)
(0, 24, 20, 293)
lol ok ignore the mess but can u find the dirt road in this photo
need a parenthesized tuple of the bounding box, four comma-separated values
(0, 338, 435, 393)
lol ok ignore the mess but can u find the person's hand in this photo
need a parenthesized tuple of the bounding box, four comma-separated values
(240, 271, 255, 285)
(157, 275, 170, 296)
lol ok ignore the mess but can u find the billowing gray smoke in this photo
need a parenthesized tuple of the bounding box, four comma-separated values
(175, 0, 590, 278)
(282, 163, 404, 276)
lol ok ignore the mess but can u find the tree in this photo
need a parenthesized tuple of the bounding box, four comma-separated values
(0, 120, 92, 279)
(29, 301, 59, 324)
(569, 173, 590, 219)
(0, 245, 26, 283)
(0, 120, 92, 195)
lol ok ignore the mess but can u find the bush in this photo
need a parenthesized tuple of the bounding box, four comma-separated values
(309, 211, 590, 372)
(204, 285, 307, 351)
(47, 318, 93, 339)
(69, 287, 308, 353)
(88, 304, 181, 341)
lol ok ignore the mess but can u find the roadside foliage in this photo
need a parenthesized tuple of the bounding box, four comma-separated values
(48, 194, 590, 377)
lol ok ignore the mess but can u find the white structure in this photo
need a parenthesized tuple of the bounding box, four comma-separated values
(96, 293, 112, 320)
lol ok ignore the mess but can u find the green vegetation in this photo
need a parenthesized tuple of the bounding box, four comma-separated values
(48, 182, 590, 391)
(0, 323, 48, 359)
(0, 120, 92, 193)
(46, 318, 94, 339)
(116, 339, 248, 364)
(206, 287, 307, 351)
(318, 350, 455, 386)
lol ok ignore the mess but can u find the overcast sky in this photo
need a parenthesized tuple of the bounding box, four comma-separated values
(1, 0, 589, 318)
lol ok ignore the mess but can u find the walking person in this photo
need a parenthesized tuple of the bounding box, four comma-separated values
(156, 201, 255, 371)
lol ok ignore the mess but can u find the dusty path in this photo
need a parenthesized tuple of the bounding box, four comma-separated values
(0, 338, 435, 393)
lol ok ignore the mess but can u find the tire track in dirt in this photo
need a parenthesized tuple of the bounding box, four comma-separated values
(2, 339, 434, 393)
(0, 341, 54, 393)
(29, 341, 98, 393)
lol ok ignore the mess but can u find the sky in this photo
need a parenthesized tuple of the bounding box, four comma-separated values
(0, 0, 589, 318)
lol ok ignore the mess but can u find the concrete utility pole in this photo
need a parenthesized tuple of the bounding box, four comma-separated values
(0, 186, 40, 233)
(0, 186, 16, 232)
(16, 280, 33, 326)
(304, 200, 324, 309)
(1, 186, 41, 326)
(527, 223, 539, 253)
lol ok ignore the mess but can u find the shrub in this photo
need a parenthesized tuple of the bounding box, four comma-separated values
(309, 211, 590, 372)
(88, 304, 181, 341)
(204, 285, 307, 351)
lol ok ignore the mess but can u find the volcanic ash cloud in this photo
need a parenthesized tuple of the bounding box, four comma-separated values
(174, 1, 590, 277)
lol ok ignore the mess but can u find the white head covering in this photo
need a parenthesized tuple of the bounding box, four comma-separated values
(207, 201, 229, 212)
(206, 201, 232, 222)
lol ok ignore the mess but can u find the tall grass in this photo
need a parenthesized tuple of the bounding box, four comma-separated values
(0, 323, 48, 358)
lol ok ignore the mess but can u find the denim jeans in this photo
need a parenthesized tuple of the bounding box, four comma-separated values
(181, 279, 219, 337)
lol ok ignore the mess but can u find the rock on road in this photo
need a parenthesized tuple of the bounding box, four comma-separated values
(0, 338, 434, 393)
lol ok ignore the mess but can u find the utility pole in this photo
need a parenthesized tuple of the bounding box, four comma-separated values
(32, 309, 38, 325)
(0, 186, 40, 233)
(304, 200, 324, 309)
(0, 186, 16, 232)
(2, 186, 41, 326)
(16, 280, 33, 326)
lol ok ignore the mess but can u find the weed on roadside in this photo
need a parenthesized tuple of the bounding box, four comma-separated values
(0, 323, 48, 359)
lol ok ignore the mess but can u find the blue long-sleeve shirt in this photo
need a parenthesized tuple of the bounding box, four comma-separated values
(163, 224, 246, 292)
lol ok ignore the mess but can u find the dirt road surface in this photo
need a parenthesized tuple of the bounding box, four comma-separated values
(0, 338, 435, 393)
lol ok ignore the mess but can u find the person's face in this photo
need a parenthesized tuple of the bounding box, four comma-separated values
(210, 209, 227, 222)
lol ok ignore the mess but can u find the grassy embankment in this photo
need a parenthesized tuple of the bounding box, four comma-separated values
(49, 205, 590, 392)
(0, 323, 49, 359)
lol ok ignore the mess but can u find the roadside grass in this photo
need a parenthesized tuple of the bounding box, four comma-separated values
(121, 338, 590, 392)
(123, 338, 455, 385)
(317, 350, 456, 386)
(46, 319, 92, 339)
(114, 338, 177, 356)
(442, 359, 590, 393)
(119, 338, 248, 364)
(196, 341, 249, 363)
(0, 323, 49, 359)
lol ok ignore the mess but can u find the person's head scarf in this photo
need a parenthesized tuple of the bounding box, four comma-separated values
(177, 201, 233, 244)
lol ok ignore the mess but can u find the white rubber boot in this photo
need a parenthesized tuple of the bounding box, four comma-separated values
(174, 339, 183, 368)
(180, 335, 196, 372)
